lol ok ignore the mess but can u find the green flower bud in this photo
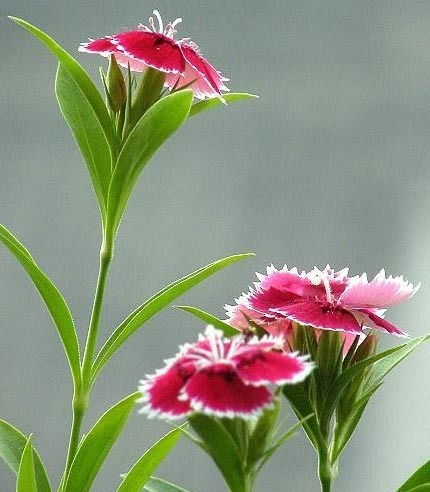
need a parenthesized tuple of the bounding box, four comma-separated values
(106, 54, 126, 112)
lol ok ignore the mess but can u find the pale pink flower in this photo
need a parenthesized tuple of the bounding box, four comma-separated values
(138, 326, 313, 420)
(226, 265, 419, 339)
(79, 10, 229, 100)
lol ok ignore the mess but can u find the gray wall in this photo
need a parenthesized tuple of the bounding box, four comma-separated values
(1, 1, 430, 490)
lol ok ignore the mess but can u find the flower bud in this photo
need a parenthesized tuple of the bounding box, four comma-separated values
(106, 54, 126, 112)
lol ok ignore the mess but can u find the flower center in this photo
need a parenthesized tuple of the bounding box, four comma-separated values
(142, 10, 183, 39)
(308, 268, 334, 304)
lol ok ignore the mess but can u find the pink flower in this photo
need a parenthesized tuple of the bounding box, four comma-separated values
(138, 326, 313, 420)
(226, 302, 360, 356)
(226, 265, 419, 339)
(79, 10, 229, 100)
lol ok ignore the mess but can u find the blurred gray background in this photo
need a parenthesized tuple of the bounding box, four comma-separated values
(1, 0, 430, 490)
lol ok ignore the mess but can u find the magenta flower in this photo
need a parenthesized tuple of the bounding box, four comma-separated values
(79, 10, 229, 100)
(138, 326, 313, 420)
(226, 265, 419, 339)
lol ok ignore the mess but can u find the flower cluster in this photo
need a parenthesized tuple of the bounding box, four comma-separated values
(138, 325, 313, 419)
(79, 10, 229, 100)
(226, 264, 419, 344)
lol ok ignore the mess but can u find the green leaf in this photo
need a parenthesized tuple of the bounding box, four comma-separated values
(189, 415, 247, 492)
(90, 253, 253, 384)
(367, 334, 429, 390)
(176, 305, 238, 337)
(105, 90, 193, 242)
(330, 384, 381, 463)
(398, 459, 430, 491)
(321, 335, 429, 425)
(117, 426, 183, 492)
(0, 420, 51, 492)
(16, 436, 37, 492)
(257, 414, 314, 473)
(189, 93, 258, 118)
(9, 17, 115, 153)
(0, 224, 81, 386)
(143, 477, 190, 492)
(55, 64, 112, 222)
(282, 383, 326, 453)
(64, 392, 140, 492)
(404, 486, 430, 492)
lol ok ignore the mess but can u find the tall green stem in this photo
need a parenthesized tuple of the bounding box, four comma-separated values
(81, 238, 113, 389)
(62, 237, 113, 486)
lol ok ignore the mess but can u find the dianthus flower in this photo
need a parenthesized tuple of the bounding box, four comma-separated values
(226, 265, 419, 339)
(79, 10, 229, 100)
(138, 326, 313, 420)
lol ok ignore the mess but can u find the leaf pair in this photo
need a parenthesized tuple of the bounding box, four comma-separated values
(0, 420, 51, 492)
(1, 396, 186, 492)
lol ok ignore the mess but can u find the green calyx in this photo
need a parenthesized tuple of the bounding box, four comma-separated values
(106, 55, 126, 113)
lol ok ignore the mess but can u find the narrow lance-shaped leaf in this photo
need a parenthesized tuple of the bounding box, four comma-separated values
(189, 93, 258, 118)
(9, 17, 116, 152)
(64, 392, 140, 492)
(105, 90, 193, 243)
(0, 224, 81, 386)
(117, 426, 184, 492)
(330, 384, 381, 463)
(90, 253, 254, 384)
(398, 459, 430, 492)
(0, 419, 51, 492)
(176, 305, 238, 337)
(188, 415, 247, 492)
(16, 436, 37, 492)
(321, 335, 430, 424)
(143, 477, 190, 492)
(55, 64, 112, 222)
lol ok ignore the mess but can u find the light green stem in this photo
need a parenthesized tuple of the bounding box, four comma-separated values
(81, 239, 113, 389)
(61, 238, 113, 486)
(318, 447, 335, 492)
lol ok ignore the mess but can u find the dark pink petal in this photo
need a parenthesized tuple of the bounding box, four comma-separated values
(274, 300, 362, 334)
(355, 310, 408, 338)
(79, 37, 117, 55)
(178, 42, 228, 97)
(234, 349, 313, 386)
(183, 363, 272, 418)
(112, 30, 185, 73)
(79, 36, 147, 71)
(338, 270, 419, 310)
(254, 265, 349, 299)
(140, 362, 195, 419)
(248, 287, 301, 315)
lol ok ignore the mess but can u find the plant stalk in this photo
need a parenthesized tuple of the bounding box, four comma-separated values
(81, 238, 113, 389)
(62, 237, 113, 486)
(318, 446, 335, 492)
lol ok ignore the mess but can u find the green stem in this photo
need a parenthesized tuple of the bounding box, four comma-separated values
(62, 393, 86, 480)
(81, 238, 113, 390)
(61, 238, 113, 488)
(318, 447, 334, 492)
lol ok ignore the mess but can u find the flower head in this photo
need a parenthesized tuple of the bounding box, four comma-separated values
(79, 10, 229, 100)
(226, 264, 419, 339)
(138, 325, 313, 420)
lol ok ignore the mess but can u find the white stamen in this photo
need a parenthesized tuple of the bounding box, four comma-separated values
(321, 275, 333, 303)
(148, 16, 156, 32)
(152, 9, 164, 33)
(308, 268, 333, 303)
